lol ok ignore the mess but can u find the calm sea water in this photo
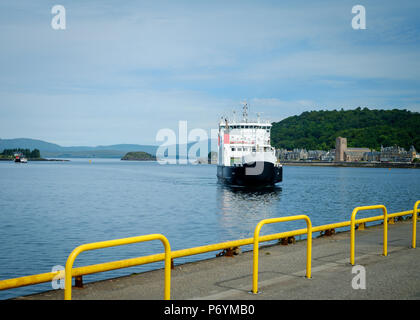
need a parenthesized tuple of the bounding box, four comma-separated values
(0, 159, 419, 299)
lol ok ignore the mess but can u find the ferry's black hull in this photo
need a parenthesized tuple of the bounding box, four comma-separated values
(217, 162, 282, 186)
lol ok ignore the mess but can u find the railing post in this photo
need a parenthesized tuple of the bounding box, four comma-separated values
(252, 215, 312, 294)
(350, 205, 388, 265)
(413, 201, 420, 249)
(64, 234, 171, 300)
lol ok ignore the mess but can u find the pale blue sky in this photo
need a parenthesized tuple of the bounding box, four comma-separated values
(0, 0, 419, 145)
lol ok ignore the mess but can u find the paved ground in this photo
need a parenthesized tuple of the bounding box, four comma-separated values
(16, 220, 420, 300)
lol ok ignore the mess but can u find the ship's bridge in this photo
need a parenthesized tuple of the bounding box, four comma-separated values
(219, 121, 272, 148)
(218, 120, 276, 167)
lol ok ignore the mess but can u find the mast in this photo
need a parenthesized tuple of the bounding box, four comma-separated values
(241, 101, 248, 123)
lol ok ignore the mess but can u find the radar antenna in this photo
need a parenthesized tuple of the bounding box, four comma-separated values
(241, 101, 248, 122)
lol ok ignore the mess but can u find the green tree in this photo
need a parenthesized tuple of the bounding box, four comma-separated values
(271, 108, 420, 151)
(30, 149, 41, 158)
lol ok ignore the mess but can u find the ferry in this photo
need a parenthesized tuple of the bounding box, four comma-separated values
(217, 102, 282, 186)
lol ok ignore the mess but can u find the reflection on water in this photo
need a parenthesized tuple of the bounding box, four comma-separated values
(216, 183, 283, 240)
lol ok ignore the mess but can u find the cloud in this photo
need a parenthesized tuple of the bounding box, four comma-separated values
(0, 89, 236, 145)
(243, 50, 420, 81)
(0, 0, 419, 145)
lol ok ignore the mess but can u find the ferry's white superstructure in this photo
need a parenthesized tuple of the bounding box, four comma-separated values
(217, 103, 282, 186)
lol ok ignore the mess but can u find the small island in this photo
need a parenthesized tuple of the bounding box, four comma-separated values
(0, 148, 68, 162)
(121, 151, 156, 161)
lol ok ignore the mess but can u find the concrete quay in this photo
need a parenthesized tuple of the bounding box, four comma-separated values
(16, 220, 420, 300)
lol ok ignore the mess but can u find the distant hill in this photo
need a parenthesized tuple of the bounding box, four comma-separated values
(271, 108, 420, 151)
(0, 138, 218, 159)
(0, 138, 63, 152)
(0, 138, 158, 158)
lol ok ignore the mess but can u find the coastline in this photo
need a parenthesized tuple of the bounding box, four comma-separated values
(281, 161, 420, 169)
(0, 158, 69, 162)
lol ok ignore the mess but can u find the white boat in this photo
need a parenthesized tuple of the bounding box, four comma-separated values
(216, 102, 282, 186)
(14, 154, 28, 163)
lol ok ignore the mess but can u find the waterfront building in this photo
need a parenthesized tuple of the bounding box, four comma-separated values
(335, 137, 347, 162)
(334, 137, 370, 162)
(276, 148, 308, 161)
(345, 147, 371, 162)
(276, 141, 417, 163)
(321, 150, 335, 162)
(380, 145, 412, 163)
(276, 148, 333, 162)
(276, 148, 289, 161)
(363, 151, 381, 162)
(409, 146, 418, 161)
(308, 150, 327, 161)
(288, 148, 308, 161)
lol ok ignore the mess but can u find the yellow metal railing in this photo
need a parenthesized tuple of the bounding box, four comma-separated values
(413, 201, 420, 249)
(252, 215, 312, 294)
(0, 202, 418, 298)
(350, 205, 388, 265)
(64, 234, 171, 300)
